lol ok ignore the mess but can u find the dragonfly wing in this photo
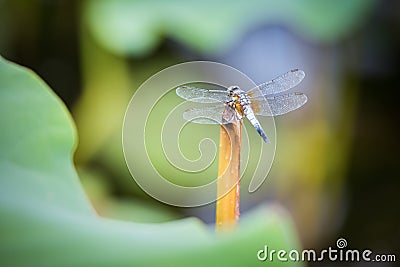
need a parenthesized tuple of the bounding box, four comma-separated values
(247, 69, 305, 97)
(176, 86, 229, 103)
(251, 92, 308, 116)
(183, 104, 238, 124)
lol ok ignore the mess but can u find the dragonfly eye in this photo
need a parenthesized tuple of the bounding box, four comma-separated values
(228, 85, 240, 95)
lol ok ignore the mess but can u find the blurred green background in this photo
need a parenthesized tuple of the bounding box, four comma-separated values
(1, 0, 399, 266)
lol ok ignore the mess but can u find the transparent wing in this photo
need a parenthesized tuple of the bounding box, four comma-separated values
(247, 69, 305, 97)
(183, 104, 239, 124)
(176, 86, 229, 103)
(251, 92, 308, 116)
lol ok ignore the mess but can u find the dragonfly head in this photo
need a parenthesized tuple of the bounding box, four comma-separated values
(227, 85, 240, 96)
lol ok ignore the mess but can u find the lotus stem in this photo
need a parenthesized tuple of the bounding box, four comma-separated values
(215, 110, 242, 232)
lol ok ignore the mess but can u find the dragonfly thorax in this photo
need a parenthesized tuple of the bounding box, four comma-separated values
(226, 85, 250, 118)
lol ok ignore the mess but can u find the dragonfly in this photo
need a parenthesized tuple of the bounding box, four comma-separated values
(176, 69, 307, 143)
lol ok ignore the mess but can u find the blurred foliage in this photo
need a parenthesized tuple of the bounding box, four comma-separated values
(78, 167, 181, 222)
(1, 0, 399, 262)
(76, 0, 377, 243)
(76, 0, 376, 187)
(0, 56, 303, 266)
(84, 0, 375, 56)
